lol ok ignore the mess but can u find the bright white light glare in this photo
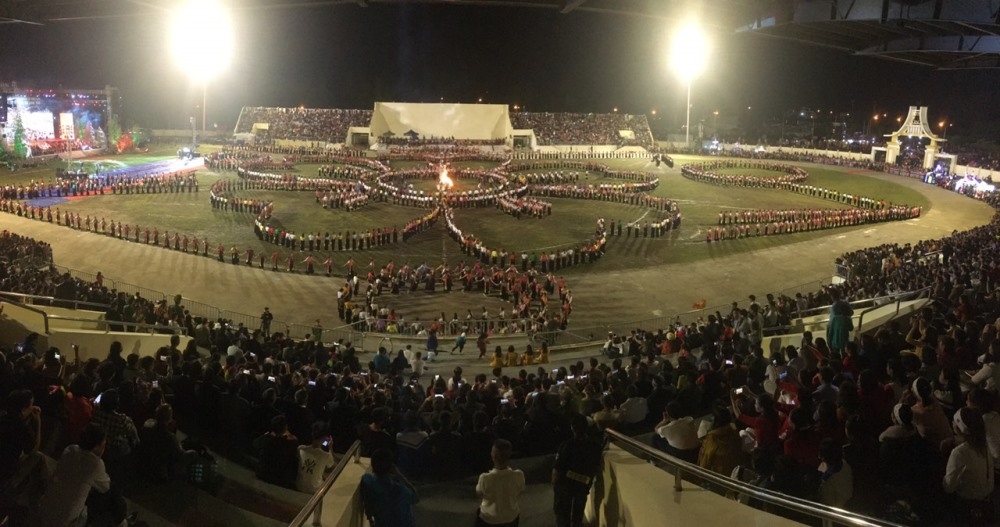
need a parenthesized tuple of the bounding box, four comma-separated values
(170, 0, 234, 83)
(670, 22, 710, 82)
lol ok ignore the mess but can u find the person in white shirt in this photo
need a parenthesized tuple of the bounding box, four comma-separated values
(618, 385, 648, 425)
(944, 407, 995, 503)
(38, 424, 130, 527)
(968, 348, 1000, 392)
(411, 351, 425, 377)
(967, 389, 1000, 467)
(817, 437, 852, 508)
(476, 439, 525, 527)
(653, 401, 699, 462)
(297, 422, 336, 527)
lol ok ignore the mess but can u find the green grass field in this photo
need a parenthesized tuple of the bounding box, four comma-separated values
(2, 146, 932, 274)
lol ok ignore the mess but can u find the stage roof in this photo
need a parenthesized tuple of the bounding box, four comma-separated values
(4, 0, 999, 69)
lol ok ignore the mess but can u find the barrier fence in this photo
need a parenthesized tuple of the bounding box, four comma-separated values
(43, 264, 869, 351)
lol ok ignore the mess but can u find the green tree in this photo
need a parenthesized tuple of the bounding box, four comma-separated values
(107, 114, 123, 146)
(11, 112, 28, 159)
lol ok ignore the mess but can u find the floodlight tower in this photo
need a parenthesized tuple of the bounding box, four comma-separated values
(170, 0, 234, 136)
(670, 22, 709, 147)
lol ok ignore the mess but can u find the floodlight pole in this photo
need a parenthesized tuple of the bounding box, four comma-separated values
(202, 84, 207, 134)
(685, 80, 692, 147)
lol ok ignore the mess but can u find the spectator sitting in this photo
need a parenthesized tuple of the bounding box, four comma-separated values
(37, 424, 132, 527)
(395, 410, 430, 480)
(591, 395, 623, 431)
(817, 437, 853, 508)
(137, 403, 197, 481)
(372, 347, 391, 375)
(359, 407, 395, 459)
(618, 385, 648, 427)
(427, 411, 463, 480)
(90, 389, 140, 463)
(909, 377, 955, 450)
(653, 401, 700, 463)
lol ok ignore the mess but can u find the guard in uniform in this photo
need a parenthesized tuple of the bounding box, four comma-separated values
(552, 415, 603, 527)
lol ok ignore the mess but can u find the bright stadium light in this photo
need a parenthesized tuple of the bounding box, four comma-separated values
(670, 21, 710, 147)
(170, 0, 234, 133)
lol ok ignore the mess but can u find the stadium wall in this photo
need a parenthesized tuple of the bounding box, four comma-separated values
(369, 102, 512, 142)
(730, 144, 1000, 180)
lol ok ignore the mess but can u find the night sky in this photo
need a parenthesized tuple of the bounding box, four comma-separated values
(1, 4, 998, 135)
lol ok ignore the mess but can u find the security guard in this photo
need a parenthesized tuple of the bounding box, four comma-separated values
(551, 414, 603, 527)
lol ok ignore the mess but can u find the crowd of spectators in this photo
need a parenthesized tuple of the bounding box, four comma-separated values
(234, 106, 659, 149)
(509, 112, 654, 147)
(379, 136, 505, 147)
(234, 107, 373, 143)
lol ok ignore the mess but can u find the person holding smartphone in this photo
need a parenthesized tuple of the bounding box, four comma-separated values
(297, 422, 336, 525)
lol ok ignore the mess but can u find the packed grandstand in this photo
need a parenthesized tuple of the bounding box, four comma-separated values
(232, 104, 656, 148)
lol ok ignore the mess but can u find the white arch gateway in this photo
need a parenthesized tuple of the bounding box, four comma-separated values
(875, 105, 952, 170)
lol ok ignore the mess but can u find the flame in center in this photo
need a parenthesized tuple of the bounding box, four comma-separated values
(439, 166, 454, 189)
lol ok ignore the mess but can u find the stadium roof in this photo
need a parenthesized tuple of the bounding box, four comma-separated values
(4, 0, 999, 69)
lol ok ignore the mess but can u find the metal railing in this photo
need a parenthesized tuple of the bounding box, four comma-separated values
(44, 314, 185, 335)
(288, 440, 362, 527)
(854, 286, 932, 340)
(0, 298, 51, 334)
(0, 293, 185, 335)
(0, 291, 111, 312)
(53, 264, 168, 302)
(604, 429, 904, 527)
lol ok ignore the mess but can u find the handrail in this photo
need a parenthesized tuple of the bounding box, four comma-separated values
(43, 314, 185, 335)
(854, 285, 932, 340)
(0, 298, 50, 334)
(0, 291, 112, 311)
(794, 290, 912, 320)
(604, 429, 905, 527)
(287, 440, 362, 527)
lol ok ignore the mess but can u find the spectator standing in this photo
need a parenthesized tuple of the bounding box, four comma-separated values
(254, 415, 299, 488)
(551, 415, 602, 527)
(361, 448, 418, 527)
(260, 307, 274, 338)
(697, 407, 743, 476)
(476, 439, 525, 527)
(0, 389, 46, 505)
(426, 330, 439, 362)
(297, 422, 336, 527)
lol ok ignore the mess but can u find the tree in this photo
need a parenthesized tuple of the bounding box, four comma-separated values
(107, 114, 123, 149)
(11, 112, 28, 159)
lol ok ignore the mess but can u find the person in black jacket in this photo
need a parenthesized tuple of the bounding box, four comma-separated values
(551, 415, 603, 527)
(253, 415, 298, 488)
